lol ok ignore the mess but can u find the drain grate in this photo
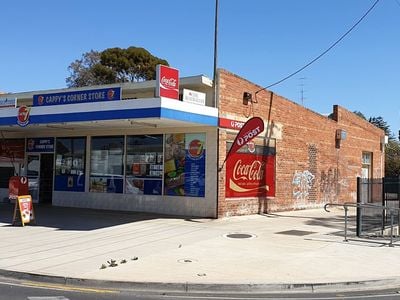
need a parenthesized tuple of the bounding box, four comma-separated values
(225, 233, 256, 239)
(275, 230, 316, 236)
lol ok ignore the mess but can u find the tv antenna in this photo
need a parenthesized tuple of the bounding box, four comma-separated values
(299, 77, 307, 106)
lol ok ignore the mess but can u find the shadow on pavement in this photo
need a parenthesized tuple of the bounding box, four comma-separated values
(0, 203, 202, 231)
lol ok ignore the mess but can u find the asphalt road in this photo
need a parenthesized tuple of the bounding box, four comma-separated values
(1, 277, 400, 300)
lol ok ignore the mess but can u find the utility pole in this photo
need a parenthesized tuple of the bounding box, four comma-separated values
(213, 0, 219, 108)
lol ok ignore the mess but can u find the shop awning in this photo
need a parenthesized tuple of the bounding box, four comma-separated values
(0, 97, 218, 133)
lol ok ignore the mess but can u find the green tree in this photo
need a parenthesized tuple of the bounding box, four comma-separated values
(66, 47, 169, 87)
(353, 110, 366, 120)
(368, 116, 391, 137)
(385, 140, 400, 177)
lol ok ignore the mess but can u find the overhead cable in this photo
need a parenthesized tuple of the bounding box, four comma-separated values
(255, 0, 381, 94)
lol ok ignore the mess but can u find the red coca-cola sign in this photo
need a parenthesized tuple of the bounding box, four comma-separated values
(156, 65, 179, 100)
(225, 152, 275, 198)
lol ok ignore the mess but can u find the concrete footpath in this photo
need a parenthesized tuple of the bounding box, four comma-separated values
(0, 202, 399, 294)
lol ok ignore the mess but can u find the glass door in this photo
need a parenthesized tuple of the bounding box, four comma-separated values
(27, 154, 40, 203)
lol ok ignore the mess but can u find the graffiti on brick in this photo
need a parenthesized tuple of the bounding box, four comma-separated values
(292, 170, 315, 201)
(319, 168, 338, 202)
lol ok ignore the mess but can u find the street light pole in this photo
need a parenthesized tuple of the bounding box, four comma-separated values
(213, 0, 219, 108)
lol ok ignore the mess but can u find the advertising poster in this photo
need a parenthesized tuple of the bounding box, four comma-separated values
(225, 151, 275, 198)
(18, 195, 33, 224)
(164, 133, 206, 197)
(184, 133, 206, 197)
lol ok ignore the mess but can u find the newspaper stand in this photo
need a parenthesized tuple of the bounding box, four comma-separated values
(9, 176, 35, 226)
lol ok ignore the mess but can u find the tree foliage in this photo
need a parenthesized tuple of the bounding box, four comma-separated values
(385, 140, 400, 177)
(368, 116, 391, 137)
(353, 110, 366, 120)
(66, 47, 169, 87)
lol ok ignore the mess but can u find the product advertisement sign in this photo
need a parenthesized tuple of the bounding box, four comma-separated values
(26, 137, 54, 153)
(225, 151, 275, 198)
(164, 133, 206, 197)
(18, 195, 33, 225)
(156, 65, 179, 100)
(33, 87, 121, 106)
(184, 133, 206, 197)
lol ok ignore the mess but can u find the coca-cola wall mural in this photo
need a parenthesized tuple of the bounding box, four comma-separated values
(225, 142, 276, 198)
(164, 133, 206, 197)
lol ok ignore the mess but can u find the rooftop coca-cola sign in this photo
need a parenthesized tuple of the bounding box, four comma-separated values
(156, 65, 179, 100)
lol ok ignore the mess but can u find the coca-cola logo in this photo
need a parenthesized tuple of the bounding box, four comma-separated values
(161, 76, 177, 89)
(233, 159, 265, 181)
(225, 152, 275, 197)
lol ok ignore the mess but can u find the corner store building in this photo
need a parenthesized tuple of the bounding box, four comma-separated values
(0, 68, 385, 218)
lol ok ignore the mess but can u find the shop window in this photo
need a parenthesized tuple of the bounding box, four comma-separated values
(0, 166, 14, 188)
(55, 137, 86, 192)
(125, 135, 163, 195)
(0, 138, 25, 163)
(90, 136, 124, 193)
(164, 133, 206, 197)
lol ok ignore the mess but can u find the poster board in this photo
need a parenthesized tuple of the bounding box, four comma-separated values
(12, 195, 35, 226)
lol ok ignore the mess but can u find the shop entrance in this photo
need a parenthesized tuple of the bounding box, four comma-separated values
(27, 153, 54, 203)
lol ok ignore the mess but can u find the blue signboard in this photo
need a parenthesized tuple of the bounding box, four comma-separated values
(33, 87, 121, 106)
(26, 137, 54, 152)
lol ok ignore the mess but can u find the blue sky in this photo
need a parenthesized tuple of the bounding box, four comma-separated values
(1, 0, 399, 134)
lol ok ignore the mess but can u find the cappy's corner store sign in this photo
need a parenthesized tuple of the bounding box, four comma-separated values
(33, 87, 121, 106)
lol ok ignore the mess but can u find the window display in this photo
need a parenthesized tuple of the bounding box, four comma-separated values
(164, 133, 206, 197)
(55, 137, 86, 192)
(90, 136, 124, 193)
(125, 135, 163, 195)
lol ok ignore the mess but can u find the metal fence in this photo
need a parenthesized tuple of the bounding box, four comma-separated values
(357, 177, 400, 237)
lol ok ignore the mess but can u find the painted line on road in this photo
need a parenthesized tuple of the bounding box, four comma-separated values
(0, 279, 118, 295)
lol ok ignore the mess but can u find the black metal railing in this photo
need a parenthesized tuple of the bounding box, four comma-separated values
(324, 202, 400, 247)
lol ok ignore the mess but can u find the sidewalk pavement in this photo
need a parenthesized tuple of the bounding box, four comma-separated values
(0, 202, 399, 293)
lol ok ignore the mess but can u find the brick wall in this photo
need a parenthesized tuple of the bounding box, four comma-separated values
(217, 69, 384, 217)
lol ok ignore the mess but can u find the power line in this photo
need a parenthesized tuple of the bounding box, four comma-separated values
(255, 0, 381, 95)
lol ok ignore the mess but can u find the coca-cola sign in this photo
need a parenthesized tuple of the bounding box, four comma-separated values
(226, 117, 264, 160)
(225, 152, 275, 197)
(156, 65, 179, 100)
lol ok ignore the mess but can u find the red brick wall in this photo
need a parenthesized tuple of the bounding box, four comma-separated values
(217, 69, 384, 217)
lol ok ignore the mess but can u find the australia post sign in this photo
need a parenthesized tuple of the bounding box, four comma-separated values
(225, 151, 275, 198)
(156, 65, 179, 100)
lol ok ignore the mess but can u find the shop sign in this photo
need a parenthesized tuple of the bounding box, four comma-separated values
(219, 117, 245, 130)
(225, 152, 275, 198)
(182, 89, 206, 106)
(17, 106, 30, 127)
(26, 137, 54, 153)
(33, 87, 121, 106)
(226, 117, 264, 160)
(156, 65, 179, 100)
(0, 97, 16, 109)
